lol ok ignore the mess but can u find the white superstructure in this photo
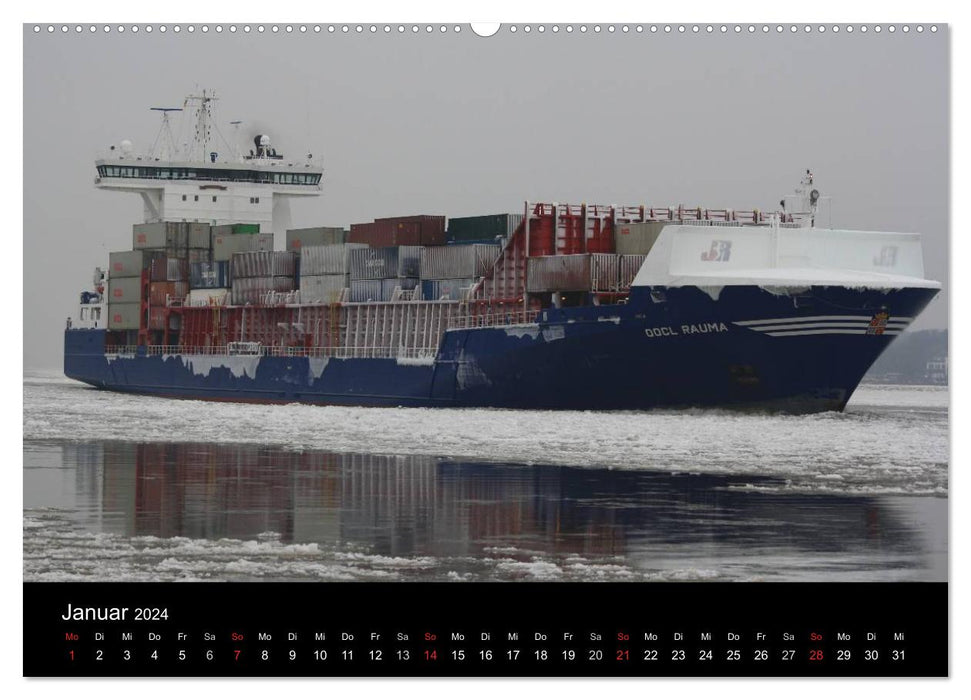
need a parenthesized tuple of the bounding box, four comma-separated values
(93, 90, 322, 233)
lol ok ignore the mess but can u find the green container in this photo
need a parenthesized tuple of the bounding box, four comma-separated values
(447, 213, 523, 243)
(232, 223, 261, 234)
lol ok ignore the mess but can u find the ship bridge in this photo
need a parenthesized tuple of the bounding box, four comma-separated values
(93, 90, 322, 233)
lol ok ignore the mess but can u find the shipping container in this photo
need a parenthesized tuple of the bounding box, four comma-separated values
(298, 274, 347, 304)
(107, 302, 141, 330)
(211, 222, 260, 236)
(381, 277, 419, 299)
(187, 288, 230, 307)
(299, 243, 368, 276)
(374, 215, 446, 245)
(187, 248, 212, 265)
(446, 237, 506, 247)
(133, 222, 187, 250)
(148, 281, 189, 306)
(286, 227, 346, 251)
(348, 246, 422, 280)
(188, 222, 211, 249)
(613, 221, 667, 256)
(349, 216, 446, 247)
(348, 220, 415, 247)
(618, 254, 648, 288)
(167, 258, 189, 282)
(108, 250, 161, 278)
(420, 244, 500, 279)
(526, 254, 620, 293)
(148, 257, 189, 283)
(446, 213, 523, 243)
(149, 257, 167, 282)
(420, 278, 476, 301)
(190, 261, 230, 289)
(107, 277, 142, 303)
(231, 276, 295, 305)
(212, 232, 274, 262)
(348, 279, 383, 303)
(231, 251, 297, 279)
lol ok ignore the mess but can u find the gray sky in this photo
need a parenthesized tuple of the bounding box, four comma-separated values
(24, 25, 948, 370)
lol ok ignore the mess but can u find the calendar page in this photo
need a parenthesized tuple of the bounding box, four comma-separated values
(21, 13, 950, 681)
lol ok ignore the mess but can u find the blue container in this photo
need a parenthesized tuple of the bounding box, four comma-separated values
(190, 261, 229, 289)
(349, 246, 422, 281)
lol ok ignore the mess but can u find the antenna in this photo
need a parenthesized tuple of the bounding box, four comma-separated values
(184, 89, 219, 162)
(149, 107, 182, 161)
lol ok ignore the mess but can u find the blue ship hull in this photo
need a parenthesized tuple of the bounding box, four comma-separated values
(64, 285, 937, 413)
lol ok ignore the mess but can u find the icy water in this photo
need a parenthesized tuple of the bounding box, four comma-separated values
(23, 373, 947, 582)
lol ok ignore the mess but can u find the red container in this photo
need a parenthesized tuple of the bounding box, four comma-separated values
(374, 215, 446, 245)
(349, 215, 446, 246)
(149, 256, 169, 282)
(149, 282, 174, 306)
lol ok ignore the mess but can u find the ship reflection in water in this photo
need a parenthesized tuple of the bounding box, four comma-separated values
(23, 440, 945, 582)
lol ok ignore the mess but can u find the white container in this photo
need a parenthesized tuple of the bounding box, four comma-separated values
(300, 244, 368, 276)
(298, 274, 347, 303)
(107, 277, 142, 303)
(107, 302, 141, 330)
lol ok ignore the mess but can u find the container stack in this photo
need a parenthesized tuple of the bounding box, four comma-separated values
(106, 251, 147, 330)
(230, 251, 297, 305)
(109, 222, 206, 332)
(297, 243, 367, 303)
(419, 244, 499, 300)
(187, 222, 213, 264)
(286, 226, 347, 252)
(348, 246, 421, 302)
(446, 213, 522, 245)
(348, 215, 445, 247)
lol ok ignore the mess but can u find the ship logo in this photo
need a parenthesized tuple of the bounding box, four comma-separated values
(866, 311, 890, 336)
(701, 240, 732, 262)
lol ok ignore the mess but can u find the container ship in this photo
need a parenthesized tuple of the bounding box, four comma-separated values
(63, 91, 941, 413)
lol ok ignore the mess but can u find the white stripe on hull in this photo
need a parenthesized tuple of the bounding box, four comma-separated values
(734, 315, 914, 326)
(764, 329, 902, 337)
(749, 321, 910, 331)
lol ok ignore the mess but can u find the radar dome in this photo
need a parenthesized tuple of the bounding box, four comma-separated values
(120, 139, 133, 153)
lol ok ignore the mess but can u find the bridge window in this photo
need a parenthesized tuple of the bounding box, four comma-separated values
(194, 195, 199, 202)
(99, 164, 320, 185)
